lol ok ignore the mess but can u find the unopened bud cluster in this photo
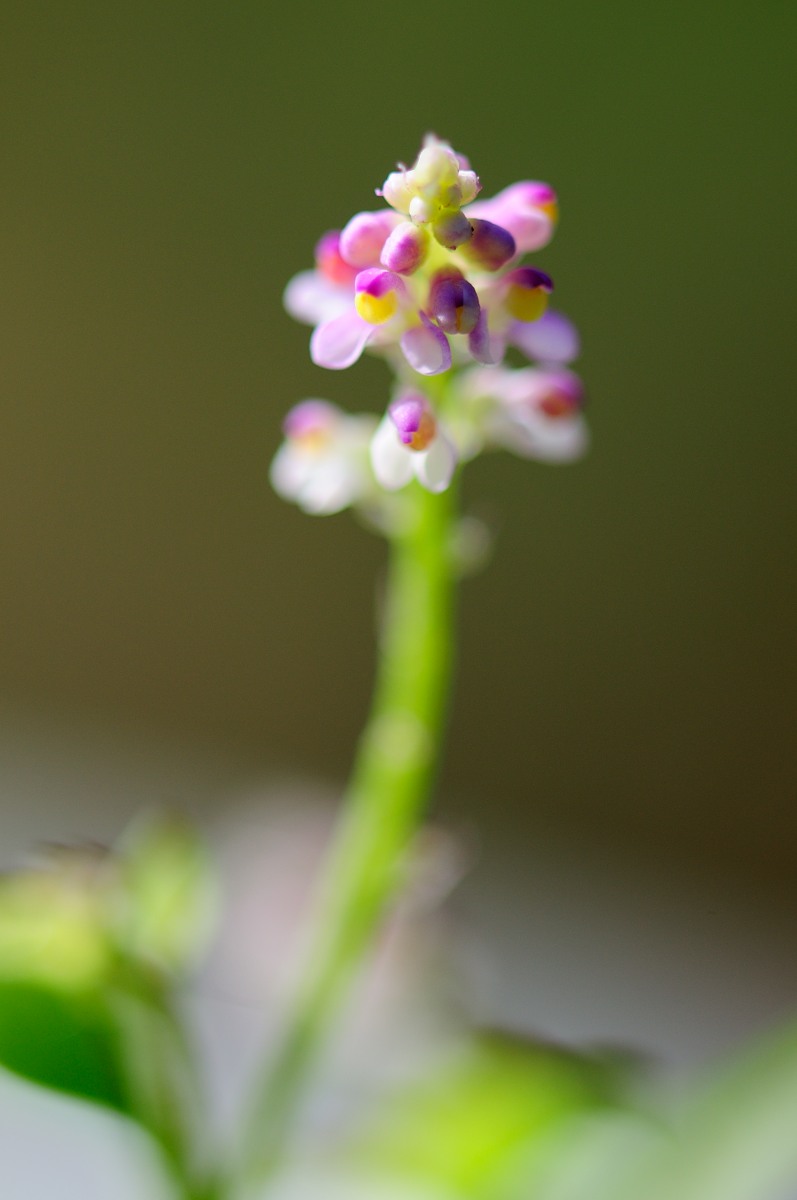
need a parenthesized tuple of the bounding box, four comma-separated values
(273, 135, 587, 514)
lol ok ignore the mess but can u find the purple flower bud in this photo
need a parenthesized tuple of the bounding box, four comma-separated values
(388, 394, 425, 445)
(380, 221, 429, 275)
(466, 182, 558, 253)
(339, 211, 399, 268)
(431, 210, 473, 250)
(459, 219, 516, 271)
(428, 268, 480, 335)
(388, 394, 436, 449)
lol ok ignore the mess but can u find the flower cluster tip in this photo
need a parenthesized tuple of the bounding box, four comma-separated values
(275, 135, 587, 516)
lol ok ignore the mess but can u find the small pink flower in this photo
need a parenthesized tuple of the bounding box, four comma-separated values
(270, 400, 376, 514)
(464, 366, 588, 463)
(370, 394, 457, 493)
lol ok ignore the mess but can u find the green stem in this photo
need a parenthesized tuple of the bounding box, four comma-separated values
(111, 972, 218, 1200)
(236, 478, 457, 1195)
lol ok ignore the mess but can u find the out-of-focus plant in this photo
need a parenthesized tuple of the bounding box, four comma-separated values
(1, 135, 796, 1200)
(0, 816, 216, 1195)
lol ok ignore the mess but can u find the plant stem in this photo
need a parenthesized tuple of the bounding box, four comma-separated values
(237, 478, 457, 1195)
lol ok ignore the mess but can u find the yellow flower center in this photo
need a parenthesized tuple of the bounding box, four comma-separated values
(505, 285, 549, 323)
(355, 289, 398, 325)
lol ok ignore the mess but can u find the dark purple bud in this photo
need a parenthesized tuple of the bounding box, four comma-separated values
(431, 210, 473, 250)
(460, 218, 516, 271)
(428, 268, 480, 335)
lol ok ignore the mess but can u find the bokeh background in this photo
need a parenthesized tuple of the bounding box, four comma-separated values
(1, 0, 796, 1110)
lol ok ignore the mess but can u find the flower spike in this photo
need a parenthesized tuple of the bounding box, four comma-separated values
(277, 132, 588, 512)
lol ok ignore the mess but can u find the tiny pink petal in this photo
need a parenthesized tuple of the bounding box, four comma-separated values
(380, 221, 429, 275)
(468, 310, 500, 365)
(400, 314, 452, 376)
(509, 310, 581, 364)
(311, 309, 374, 370)
(283, 270, 351, 326)
(283, 398, 338, 438)
(339, 211, 400, 268)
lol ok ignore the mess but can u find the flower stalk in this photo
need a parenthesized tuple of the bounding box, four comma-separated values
(238, 472, 457, 1193)
(253, 132, 588, 1196)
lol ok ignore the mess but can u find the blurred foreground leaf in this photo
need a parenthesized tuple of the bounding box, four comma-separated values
(347, 1034, 634, 1200)
(615, 1020, 797, 1200)
(116, 812, 216, 971)
(0, 980, 127, 1111)
(0, 819, 212, 1133)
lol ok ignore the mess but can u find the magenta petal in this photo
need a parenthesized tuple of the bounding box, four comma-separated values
(311, 309, 374, 370)
(400, 314, 452, 376)
(339, 210, 399, 268)
(389, 393, 426, 443)
(509, 310, 581, 365)
(467, 183, 557, 253)
(380, 221, 428, 275)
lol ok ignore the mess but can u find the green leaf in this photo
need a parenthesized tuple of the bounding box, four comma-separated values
(615, 1021, 797, 1200)
(0, 980, 128, 1112)
(347, 1035, 630, 1200)
(116, 812, 216, 970)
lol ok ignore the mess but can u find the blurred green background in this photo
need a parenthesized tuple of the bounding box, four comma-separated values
(0, 0, 795, 960)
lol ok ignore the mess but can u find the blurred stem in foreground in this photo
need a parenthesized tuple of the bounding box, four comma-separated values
(235, 472, 457, 1197)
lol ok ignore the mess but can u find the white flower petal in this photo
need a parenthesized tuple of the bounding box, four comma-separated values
(370, 416, 415, 491)
(381, 171, 413, 215)
(298, 459, 362, 515)
(415, 433, 457, 493)
(269, 443, 313, 502)
(493, 409, 589, 463)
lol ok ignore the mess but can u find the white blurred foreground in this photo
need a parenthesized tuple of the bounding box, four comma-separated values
(0, 710, 795, 1198)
